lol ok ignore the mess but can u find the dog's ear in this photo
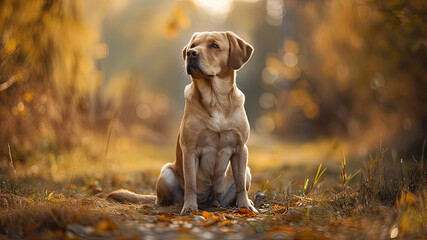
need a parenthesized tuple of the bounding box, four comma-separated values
(182, 45, 188, 60)
(182, 32, 199, 60)
(226, 31, 254, 70)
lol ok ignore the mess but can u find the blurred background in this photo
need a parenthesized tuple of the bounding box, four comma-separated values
(1, 0, 426, 181)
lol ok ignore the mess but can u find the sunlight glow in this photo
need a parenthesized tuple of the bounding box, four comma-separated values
(192, 0, 259, 20)
(266, 0, 284, 26)
(193, 0, 233, 20)
(283, 52, 298, 67)
(255, 115, 275, 133)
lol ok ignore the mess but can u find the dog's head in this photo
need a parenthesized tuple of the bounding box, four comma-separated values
(182, 31, 253, 78)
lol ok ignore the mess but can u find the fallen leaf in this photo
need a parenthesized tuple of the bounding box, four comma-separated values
(157, 216, 172, 223)
(219, 220, 233, 226)
(201, 211, 212, 219)
(273, 204, 283, 210)
(234, 208, 257, 217)
(160, 212, 175, 217)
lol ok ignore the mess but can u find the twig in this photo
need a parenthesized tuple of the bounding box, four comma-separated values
(0, 75, 17, 92)
(7, 143, 18, 182)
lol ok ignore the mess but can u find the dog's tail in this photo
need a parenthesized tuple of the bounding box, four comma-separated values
(107, 189, 156, 204)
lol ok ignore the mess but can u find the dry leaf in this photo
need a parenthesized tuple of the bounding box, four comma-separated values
(236, 208, 257, 217)
(219, 220, 233, 226)
(157, 216, 172, 223)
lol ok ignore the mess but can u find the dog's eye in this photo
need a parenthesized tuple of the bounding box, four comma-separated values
(211, 43, 219, 49)
(190, 44, 195, 48)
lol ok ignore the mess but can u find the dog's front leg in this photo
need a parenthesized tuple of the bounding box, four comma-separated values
(181, 148, 199, 215)
(231, 145, 258, 213)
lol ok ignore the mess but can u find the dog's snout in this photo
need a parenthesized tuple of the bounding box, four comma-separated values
(187, 49, 199, 59)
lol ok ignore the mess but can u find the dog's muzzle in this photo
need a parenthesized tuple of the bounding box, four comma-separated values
(186, 49, 201, 75)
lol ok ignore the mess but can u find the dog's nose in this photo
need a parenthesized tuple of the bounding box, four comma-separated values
(187, 49, 199, 59)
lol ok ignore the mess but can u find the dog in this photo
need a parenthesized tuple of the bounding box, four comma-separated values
(108, 31, 257, 215)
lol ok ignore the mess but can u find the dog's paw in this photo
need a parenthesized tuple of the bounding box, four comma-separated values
(211, 200, 221, 208)
(246, 201, 259, 214)
(237, 196, 259, 214)
(180, 204, 198, 215)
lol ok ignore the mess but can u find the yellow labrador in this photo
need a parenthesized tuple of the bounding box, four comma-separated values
(108, 31, 257, 215)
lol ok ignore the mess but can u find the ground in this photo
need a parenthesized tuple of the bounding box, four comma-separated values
(0, 136, 426, 239)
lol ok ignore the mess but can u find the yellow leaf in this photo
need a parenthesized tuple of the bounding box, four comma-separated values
(47, 191, 54, 201)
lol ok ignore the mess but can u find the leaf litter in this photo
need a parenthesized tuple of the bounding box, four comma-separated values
(1, 167, 425, 240)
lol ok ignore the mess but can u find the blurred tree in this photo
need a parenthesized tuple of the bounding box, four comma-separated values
(0, 0, 105, 158)
(261, 0, 427, 150)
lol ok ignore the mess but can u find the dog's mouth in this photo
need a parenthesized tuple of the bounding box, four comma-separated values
(186, 59, 214, 78)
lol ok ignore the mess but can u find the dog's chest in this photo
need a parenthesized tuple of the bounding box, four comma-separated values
(210, 110, 226, 130)
(207, 108, 243, 133)
(196, 129, 239, 182)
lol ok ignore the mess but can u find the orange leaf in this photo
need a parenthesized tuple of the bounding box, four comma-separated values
(236, 208, 257, 217)
(202, 211, 218, 219)
(177, 217, 190, 223)
(159, 212, 175, 217)
(238, 208, 251, 214)
(157, 216, 172, 223)
(219, 220, 233, 226)
(206, 216, 220, 222)
(201, 211, 210, 219)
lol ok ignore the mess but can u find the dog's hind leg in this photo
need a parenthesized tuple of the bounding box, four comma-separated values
(156, 163, 184, 205)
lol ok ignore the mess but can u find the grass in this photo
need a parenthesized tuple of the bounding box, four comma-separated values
(303, 163, 327, 195)
(340, 151, 360, 187)
(0, 137, 426, 239)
